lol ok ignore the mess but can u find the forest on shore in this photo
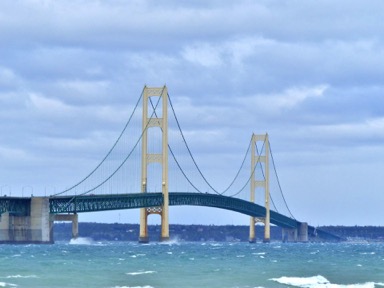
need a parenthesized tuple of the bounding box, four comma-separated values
(54, 223, 384, 242)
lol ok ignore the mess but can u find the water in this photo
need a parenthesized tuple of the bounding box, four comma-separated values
(0, 239, 383, 288)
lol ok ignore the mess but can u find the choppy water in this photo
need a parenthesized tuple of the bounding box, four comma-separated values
(0, 239, 383, 288)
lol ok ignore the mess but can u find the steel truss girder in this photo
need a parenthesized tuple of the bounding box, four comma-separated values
(0, 197, 31, 216)
(49, 192, 298, 228)
(49, 193, 163, 214)
(2, 193, 298, 229)
(169, 192, 299, 228)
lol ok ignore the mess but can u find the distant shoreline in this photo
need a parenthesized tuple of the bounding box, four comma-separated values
(54, 222, 384, 242)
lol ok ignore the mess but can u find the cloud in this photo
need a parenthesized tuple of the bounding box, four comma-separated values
(265, 85, 328, 110)
(29, 93, 70, 113)
(0, 67, 20, 88)
(313, 116, 384, 144)
(238, 85, 328, 116)
(182, 44, 223, 68)
(0, 146, 31, 161)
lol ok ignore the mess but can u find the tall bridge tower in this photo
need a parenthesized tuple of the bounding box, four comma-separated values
(139, 86, 170, 243)
(249, 133, 271, 243)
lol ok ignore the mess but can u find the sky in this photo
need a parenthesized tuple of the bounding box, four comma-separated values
(0, 0, 383, 227)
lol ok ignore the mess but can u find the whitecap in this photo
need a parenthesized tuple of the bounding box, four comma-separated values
(209, 243, 223, 247)
(126, 271, 156, 276)
(6, 275, 38, 279)
(110, 286, 154, 288)
(0, 282, 17, 287)
(69, 237, 94, 245)
(252, 252, 266, 255)
(270, 275, 329, 287)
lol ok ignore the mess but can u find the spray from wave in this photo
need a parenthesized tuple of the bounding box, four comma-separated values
(69, 237, 94, 245)
(159, 237, 180, 245)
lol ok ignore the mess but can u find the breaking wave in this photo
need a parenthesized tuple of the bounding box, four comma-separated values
(270, 275, 377, 288)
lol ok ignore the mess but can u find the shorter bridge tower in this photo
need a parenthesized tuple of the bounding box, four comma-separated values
(249, 133, 270, 243)
(139, 86, 169, 243)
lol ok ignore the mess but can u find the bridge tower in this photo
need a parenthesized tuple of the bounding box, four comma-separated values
(139, 86, 169, 243)
(249, 133, 270, 243)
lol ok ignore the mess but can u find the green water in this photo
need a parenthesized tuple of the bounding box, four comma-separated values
(0, 240, 383, 288)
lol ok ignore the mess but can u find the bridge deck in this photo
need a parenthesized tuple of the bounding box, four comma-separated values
(48, 192, 299, 228)
(1, 193, 342, 240)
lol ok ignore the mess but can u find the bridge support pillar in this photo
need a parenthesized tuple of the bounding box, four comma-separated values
(298, 222, 308, 242)
(0, 197, 53, 244)
(0, 212, 10, 241)
(282, 227, 297, 242)
(249, 218, 256, 243)
(139, 208, 149, 243)
(30, 197, 53, 243)
(139, 206, 169, 242)
(54, 214, 79, 239)
(282, 223, 308, 243)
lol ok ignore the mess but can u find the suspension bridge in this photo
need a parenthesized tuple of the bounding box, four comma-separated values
(0, 86, 341, 244)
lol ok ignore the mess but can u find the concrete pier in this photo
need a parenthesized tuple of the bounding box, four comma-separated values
(282, 222, 308, 242)
(54, 214, 79, 239)
(0, 197, 53, 244)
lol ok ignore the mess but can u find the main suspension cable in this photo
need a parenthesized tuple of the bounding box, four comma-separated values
(53, 88, 145, 196)
(269, 140, 296, 219)
(167, 92, 253, 195)
(226, 137, 266, 198)
(254, 144, 279, 212)
(147, 97, 203, 193)
(75, 89, 164, 196)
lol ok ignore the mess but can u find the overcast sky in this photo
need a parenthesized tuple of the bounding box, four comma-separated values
(1, 0, 383, 227)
